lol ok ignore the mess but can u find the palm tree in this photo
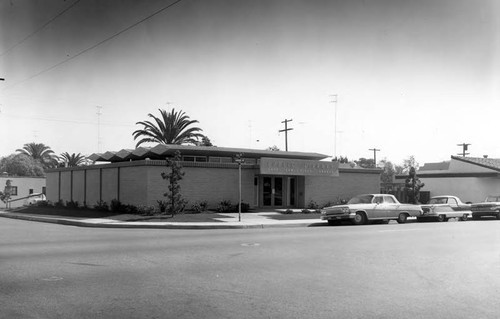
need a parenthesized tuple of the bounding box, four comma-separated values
(16, 142, 57, 168)
(59, 152, 86, 167)
(133, 108, 205, 147)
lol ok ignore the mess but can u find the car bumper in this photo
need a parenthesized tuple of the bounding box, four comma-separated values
(472, 211, 500, 217)
(321, 213, 354, 221)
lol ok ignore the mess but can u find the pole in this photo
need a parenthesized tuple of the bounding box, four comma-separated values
(369, 148, 380, 168)
(234, 153, 245, 222)
(96, 106, 103, 153)
(279, 119, 293, 151)
(330, 94, 338, 157)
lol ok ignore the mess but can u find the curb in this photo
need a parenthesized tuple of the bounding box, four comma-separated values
(0, 213, 323, 230)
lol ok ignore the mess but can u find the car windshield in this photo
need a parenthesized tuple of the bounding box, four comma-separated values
(485, 196, 500, 202)
(429, 198, 447, 204)
(347, 195, 374, 204)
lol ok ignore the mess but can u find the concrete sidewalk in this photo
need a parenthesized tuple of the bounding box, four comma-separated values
(0, 210, 326, 230)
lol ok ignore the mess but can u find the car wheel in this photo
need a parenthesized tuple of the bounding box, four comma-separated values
(437, 215, 446, 222)
(327, 220, 341, 226)
(352, 212, 366, 225)
(460, 214, 468, 221)
(397, 213, 408, 224)
(496, 213, 500, 220)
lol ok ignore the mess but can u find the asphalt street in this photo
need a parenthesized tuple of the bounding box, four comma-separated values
(1, 218, 500, 319)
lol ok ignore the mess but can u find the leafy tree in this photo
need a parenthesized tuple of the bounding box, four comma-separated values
(0, 154, 45, 176)
(355, 157, 375, 168)
(332, 156, 349, 163)
(133, 108, 204, 147)
(59, 152, 86, 167)
(16, 142, 57, 168)
(401, 155, 419, 173)
(379, 159, 397, 183)
(161, 150, 187, 216)
(267, 145, 280, 151)
(196, 136, 215, 147)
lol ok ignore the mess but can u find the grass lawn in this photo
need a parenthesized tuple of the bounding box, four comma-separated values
(10, 206, 229, 223)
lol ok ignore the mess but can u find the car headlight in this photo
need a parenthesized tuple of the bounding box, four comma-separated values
(490, 206, 500, 211)
(341, 207, 350, 213)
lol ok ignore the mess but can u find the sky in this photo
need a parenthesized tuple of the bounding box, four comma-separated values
(1, 0, 499, 166)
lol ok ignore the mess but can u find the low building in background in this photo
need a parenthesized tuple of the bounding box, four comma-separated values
(396, 156, 500, 203)
(45, 144, 381, 210)
(0, 174, 47, 208)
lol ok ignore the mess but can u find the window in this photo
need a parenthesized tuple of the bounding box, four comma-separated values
(10, 186, 18, 196)
(374, 196, 383, 204)
(182, 156, 207, 162)
(42, 187, 46, 194)
(29, 189, 34, 194)
(209, 157, 232, 163)
(383, 196, 396, 204)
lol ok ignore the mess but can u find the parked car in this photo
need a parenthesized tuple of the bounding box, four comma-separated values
(471, 196, 500, 220)
(26, 193, 47, 206)
(418, 195, 471, 222)
(321, 194, 423, 225)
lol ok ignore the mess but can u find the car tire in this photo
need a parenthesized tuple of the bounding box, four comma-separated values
(460, 214, 468, 221)
(437, 214, 446, 222)
(352, 212, 366, 225)
(327, 220, 341, 226)
(496, 213, 500, 220)
(397, 213, 408, 224)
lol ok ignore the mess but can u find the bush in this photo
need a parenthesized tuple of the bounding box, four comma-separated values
(157, 200, 168, 213)
(284, 209, 294, 214)
(137, 205, 156, 216)
(110, 199, 123, 213)
(66, 200, 79, 209)
(216, 200, 233, 213)
(302, 208, 311, 214)
(122, 204, 138, 214)
(307, 200, 319, 209)
(54, 200, 64, 208)
(191, 200, 208, 213)
(94, 200, 109, 212)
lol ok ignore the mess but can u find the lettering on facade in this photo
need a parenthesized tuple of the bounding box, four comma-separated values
(260, 158, 339, 176)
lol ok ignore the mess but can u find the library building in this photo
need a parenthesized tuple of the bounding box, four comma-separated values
(46, 144, 381, 210)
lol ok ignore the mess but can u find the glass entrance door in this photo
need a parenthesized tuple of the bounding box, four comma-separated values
(263, 177, 283, 207)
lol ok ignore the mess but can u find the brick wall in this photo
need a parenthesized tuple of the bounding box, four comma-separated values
(305, 171, 380, 207)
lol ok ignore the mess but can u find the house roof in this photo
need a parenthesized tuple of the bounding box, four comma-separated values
(89, 144, 330, 163)
(419, 161, 450, 171)
(451, 155, 500, 172)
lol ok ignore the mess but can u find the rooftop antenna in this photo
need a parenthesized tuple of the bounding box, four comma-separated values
(96, 106, 103, 153)
(457, 143, 470, 157)
(330, 94, 338, 157)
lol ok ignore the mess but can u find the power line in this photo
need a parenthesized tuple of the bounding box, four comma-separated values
(0, 0, 82, 56)
(3, 0, 185, 91)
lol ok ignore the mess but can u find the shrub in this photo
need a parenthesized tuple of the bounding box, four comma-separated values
(216, 200, 233, 213)
(284, 209, 294, 214)
(191, 200, 208, 213)
(307, 200, 319, 209)
(302, 208, 311, 214)
(157, 200, 168, 213)
(122, 204, 138, 214)
(110, 199, 123, 213)
(66, 200, 79, 209)
(54, 200, 64, 208)
(94, 200, 109, 212)
(137, 205, 156, 216)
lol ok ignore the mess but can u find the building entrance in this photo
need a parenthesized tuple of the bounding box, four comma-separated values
(262, 176, 297, 208)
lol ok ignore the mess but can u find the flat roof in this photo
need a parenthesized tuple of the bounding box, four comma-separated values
(89, 144, 330, 163)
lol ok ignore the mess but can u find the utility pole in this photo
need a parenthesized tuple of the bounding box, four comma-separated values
(279, 119, 293, 151)
(234, 153, 245, 222)
(457, 143, 470, 157)
(96, 106, 103, 153)
(369, 148, 381, 168)
(330, 94, 338, 157)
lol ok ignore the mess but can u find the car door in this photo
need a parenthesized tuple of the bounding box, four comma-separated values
(371, 195, 388, 219)
(382, 195, 399, 218)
